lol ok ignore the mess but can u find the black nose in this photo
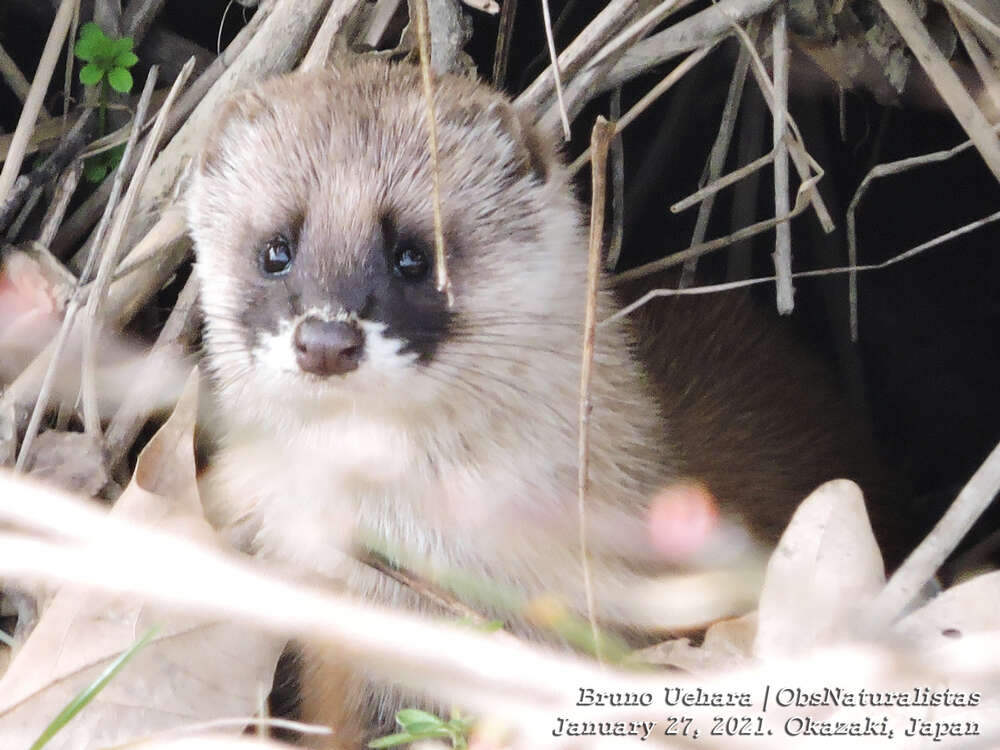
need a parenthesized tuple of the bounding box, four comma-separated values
(293, 317, 364, 376)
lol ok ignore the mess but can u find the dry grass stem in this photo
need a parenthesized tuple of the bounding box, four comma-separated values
(79, 66, 163, 438)
(606, 206, 1000, 321)
(610, 159, 823, 286)
(79, 58, 193, 436)
(569, 43, 717, 174)
(845, 124, 1000, 340)
(678, 21, 756, 287)
(412, 0, 452, 304)
(948, 7, 1000, 114)
(603, 0, 778, 92)
(878, 0, 1000, 182)
(671, 150, 774, 214)
(357, 548, 509, 630)
(770, 4, 793, 314)
(0, 41, 30, 103)
(38, 162, 84, 249)
(945, 0, 1000, 42)
(491, 0, 518, 86)
(459, 0, 499, 13)
(863, 439, 1000, 635)
(579, 116, 616, 664)
(517, 0, 654, 117)
(540, 0, 572, 140)
(0, 0, 78, 203)
(605, 88, 625, 270)
(301, 0, 367, 71)
(728, 17, 835, 233)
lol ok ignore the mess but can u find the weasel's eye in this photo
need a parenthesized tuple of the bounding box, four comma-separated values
(392, 242, 429, 281)
(260, 237, 294, 276)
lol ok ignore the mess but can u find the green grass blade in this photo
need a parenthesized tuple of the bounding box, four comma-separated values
(28, 626, 159, 750)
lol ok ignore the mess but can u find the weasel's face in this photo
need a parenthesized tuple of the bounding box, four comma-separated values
(187, 64, 586, 426)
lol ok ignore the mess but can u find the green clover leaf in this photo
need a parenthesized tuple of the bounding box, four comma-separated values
(106, 66, 133, 93)
(114, 50, 139, 68)
(79, 63, 104, 86)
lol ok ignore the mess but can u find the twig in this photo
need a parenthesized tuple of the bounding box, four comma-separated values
(5, 187, 43, 241)
(412, 0, 452, 305)
(605, 206, 1000, 321)
(491, 0, 518, 87)
(79, 66, 162, 438)
(878, 0, 1000, 182)
(357, 547, 504, 628)
(771, 3, 793, 314)
(601, 0, 778, 93)
(123, 0, 169, 41)
(0, 0, 78, 204)
(516, 0, 654, 117)
(672, 151, 774, 214)
(585, 0, 694, 75)
(540, 0, 572, 140)
(610, 160, 824, 286)
(38, 161, 84, 249)
(0, 109, 97, 236)
(458, 0, 498, 12)
(845, 124, 1000, 341)
(862, 439, 1000, 635)
(604, 88, 624, 271)
(300, 0, 366, 71)
(728, 16, 835, 233)
(579, 117, 616, 664)
(13, 295, 83, 471)
(945, 0, 1000, 43)
(0, 41, 31, 103)
(948, 6, 1000, 115)
(678, 24, 755, 287)
(568, 43, 717, 174)
(62, 0, 80, 120)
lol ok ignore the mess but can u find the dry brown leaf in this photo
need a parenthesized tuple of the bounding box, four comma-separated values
(0, 369, 285, 749)
(754, 479, 885, 658)
(893, 570, 1000, 649)
(635, 611, 757, 673)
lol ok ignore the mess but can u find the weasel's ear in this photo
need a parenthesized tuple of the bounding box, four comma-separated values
(198, 89, 272, 177)
(486, 100, 552, 184)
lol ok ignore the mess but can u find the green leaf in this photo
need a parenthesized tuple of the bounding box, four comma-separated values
(111, 36, 134, 56)
(74, 36, 98, 62)
(397, 721, 441, 734)
(28, 627, 157, 750)
(79, 62, 104, 86)
(106, 66, 133, 93)
(79, 22, 105, 42)
(107, 144, 126, 171)
(368, 732, 415, 748)
(396, 709, 444, 728)
(84, 159, 108, 183)
(113, 50, 139, 68)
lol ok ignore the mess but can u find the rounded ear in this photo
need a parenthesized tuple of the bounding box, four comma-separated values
(198, 89, 273, 177)
(485, 100, 552, 184)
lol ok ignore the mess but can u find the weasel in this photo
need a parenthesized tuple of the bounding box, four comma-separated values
(187, 61, 895, 747)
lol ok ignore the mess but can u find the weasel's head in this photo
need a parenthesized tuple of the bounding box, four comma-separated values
(188, 63, 587, 427)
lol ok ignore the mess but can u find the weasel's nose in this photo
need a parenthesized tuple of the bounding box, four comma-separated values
(293, 318, 364, 376)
